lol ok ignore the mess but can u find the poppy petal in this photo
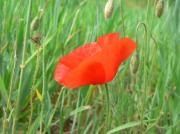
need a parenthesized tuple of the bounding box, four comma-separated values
(54, 64, 70, 82)
(54, 33, 136, 89)
(97, 32, 119, 48)
(61, 61, 106, 88)
(54, 42, 102, 82)
(60, 42, 102, 69)
(58, 36, 136, 88)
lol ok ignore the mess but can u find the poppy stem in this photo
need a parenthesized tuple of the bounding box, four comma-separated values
(135, 22, 148, 132)
(135, 22, 147, 53)
(105, 83, 111, 131)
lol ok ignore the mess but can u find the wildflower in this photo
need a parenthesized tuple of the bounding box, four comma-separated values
(54, 33, 136, 89)
(104, 0, 114, 19)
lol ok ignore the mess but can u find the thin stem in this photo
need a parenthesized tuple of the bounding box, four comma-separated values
(135, 22, 148, 50)
(105, 83, 111, 131)
(12, 0, 32, 133)
(175, 0, 180, 30)
(7, 29, 18, 111)
(27, 48, 40, 132)
(40, 38, 45, 133)
(146, 0, 150, 22)
(3, 18, 20, 133)
(39, 0, 49, 128)
(120, 0, 125, 36)
(135, 22, 148, 132)
(2, 108, 7, 134)
(59, 90, 66, 133)
(43, 87, 65, 133)
(2, 37, 17, 134)
(24, 33, 56, 67)
(71, 90, 81, 134)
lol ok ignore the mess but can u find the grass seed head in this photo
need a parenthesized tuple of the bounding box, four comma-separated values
(31, 16, 40, 31)
(155, 0, 164, 18)
(130, 53, 139, 75)
(104, 0, 114, 19)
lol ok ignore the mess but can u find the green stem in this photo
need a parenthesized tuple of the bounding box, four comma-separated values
(71, 90, 81, 134)
(146, 0, 150, 22)
(12, 0, 32, 133)
(40, 35, 46, 133)
(120, 0, 125, 36)
(135, 22, 148, 131)
(3, 32, 18, 134)
(6, 25, 18, 111)
(27, 48, 40, 132)
(2, 108, 7, 134)
(43, 87, 65, 133)
(105, 83, 111, 131)
(24, 33, 56, 67)
(135, 22, 148, 53)
(59, 89, 66, 133)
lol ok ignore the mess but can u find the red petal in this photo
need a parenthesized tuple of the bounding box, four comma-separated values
(97, 32, 119, 48)
(60, 42, 101, 69)
(61, 61, 106, 88)
(54, 64, 70, 82)
(59, 36, 136, 88)
(54, 42, 102, 82)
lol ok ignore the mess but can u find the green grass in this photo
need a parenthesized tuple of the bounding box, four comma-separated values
(0, 0, 180, 133)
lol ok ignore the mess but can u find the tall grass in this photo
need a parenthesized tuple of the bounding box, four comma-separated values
(0, 0, 180, 133)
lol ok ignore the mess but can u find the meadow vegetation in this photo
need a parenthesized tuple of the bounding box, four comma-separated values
(0, 0, 180, 133)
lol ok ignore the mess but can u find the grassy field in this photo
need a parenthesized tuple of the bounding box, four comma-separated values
(0, 0, 180, 133)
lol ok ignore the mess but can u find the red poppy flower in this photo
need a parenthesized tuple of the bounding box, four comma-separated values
(54, 33, 136, 89)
